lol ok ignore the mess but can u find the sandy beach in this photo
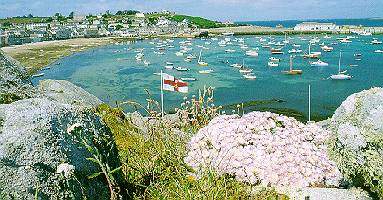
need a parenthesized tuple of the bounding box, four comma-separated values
(1, 37, 117, 73)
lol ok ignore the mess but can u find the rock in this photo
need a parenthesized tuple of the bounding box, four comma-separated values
(185, 111, 342, 188)
(0, 50, 36, 104)
(0, 80, 124, 199)
(327, 87, 383, 199)
(276, 187, 371, 200)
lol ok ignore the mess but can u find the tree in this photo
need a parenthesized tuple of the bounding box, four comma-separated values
(115, 24, 123, 30)
(27, 14, 33, 18)
(68, 11, 74, 19)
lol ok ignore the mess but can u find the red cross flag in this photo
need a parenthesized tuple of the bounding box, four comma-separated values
(162, 73, 188, 93)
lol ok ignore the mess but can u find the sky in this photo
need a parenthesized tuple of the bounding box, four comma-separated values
(0, 0, 382, 21)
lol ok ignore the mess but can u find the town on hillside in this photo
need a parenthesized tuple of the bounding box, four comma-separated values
(0, 10, 231, 47)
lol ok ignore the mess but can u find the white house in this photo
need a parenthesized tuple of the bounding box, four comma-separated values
(135, 13, 145, 18)
(294, 22, 339, 32)
(25, 23, 49, 30)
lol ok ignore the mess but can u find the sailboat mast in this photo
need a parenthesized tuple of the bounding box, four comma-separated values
(309, 44, 311, 54)
(338, 52, 342, 73)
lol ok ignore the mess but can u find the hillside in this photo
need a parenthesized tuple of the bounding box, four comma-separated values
(169, 14, 226, 29)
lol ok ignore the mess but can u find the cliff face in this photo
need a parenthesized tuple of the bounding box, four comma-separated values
(0, 53, 123, 199)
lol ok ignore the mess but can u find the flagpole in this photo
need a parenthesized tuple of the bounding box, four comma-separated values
(308, 84, 311, 122)
(161, 70, 164, 117)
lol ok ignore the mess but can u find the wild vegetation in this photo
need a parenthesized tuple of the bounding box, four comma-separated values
(94, 87, 288, 199)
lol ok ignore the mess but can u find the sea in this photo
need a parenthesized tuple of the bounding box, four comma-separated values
(236, 18, 383, 28)
(32, 34, 383, 120)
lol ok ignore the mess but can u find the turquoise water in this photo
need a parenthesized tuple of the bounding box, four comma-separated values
(32, 35, 383, 118)
(237, 18, 383, 28)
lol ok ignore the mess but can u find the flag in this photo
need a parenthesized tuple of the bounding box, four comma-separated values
(162, 73, 188, 93)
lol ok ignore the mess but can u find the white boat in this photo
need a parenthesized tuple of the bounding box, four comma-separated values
(143, 60, 151, 66)
(270, 48, 284, 54)
(32, 73, 44, 78)
(246, 50, 259, 57)
(181, 77, 197, 81)
(304, 44, 321, 59)
(339, 38, 352, 43)
(310, 60, 329, 67)
(225, 49, 236, 53)
(292, 44, 301, 48)
(184, 58, 192, 62)
(283, 33, 290, 44)
(288, 49, 302, 54)
(374, 50, 383, 53)
(269, 57, 281, 62)
(199, 69, 213, 74)
(164, 65, 174, 69)
(371, 39, 382, 45)
(166, 62, 174, 65)
(268, 61, 279, 67)
(330, 52, 352, 80)
(198, 49, 208, 66)
(222, 32, 235, 36)
(187, 55, 197, 59)
(360, 32, 372, 36)
(321, 45, 334, 52)
(230, 63, 243, 68)
(243, 73, 257, 79)
(175, 52, 184, 56)
(176, 67, 189, 71)
(239, 68, 253, 73)
(323, 35, 332, 39)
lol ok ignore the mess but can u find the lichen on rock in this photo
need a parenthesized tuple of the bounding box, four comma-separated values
(327, 87, 383, 199)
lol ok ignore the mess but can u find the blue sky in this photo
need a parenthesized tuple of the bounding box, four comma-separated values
(1, 0, 382, 21)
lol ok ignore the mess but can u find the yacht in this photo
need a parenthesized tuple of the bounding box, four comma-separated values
(176, 67, 189, 71)
(310, 60, 329, 67)
(243, 73, 257, 79)
(270, 48, 284, 54)
(198, 49, 208, 66)
(199, 69, 213, 74)
(374, 50, 383, 53)
(321, 45, 334, 52)
(268, 61, 279, 67)
(330, 52, 352, 80)
(282, 56, 302, 75)
(269, 57, 281, 62)
(371, 39, 383, 45)
(245, 50, 259, 57)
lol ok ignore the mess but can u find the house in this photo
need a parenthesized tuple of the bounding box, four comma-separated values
(0, 30, 6, 47)
(7, 30, 31, 45)
(294, 22, 339, 32)
(25, 23, 49, 31)
(56, 27, 72, 39)
(30, 30, 47, 43)
(84, 28, 100, 38)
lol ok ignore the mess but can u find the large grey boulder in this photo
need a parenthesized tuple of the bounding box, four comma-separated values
(0, 50, 36, 104)
(0, 80, 123, 199)
(326, 87, 383, 199)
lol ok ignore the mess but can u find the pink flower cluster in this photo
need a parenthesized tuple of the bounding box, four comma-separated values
(185, 112, 342, 188)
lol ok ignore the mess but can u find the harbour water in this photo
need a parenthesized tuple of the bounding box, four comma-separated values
(32, 34, 383, 120)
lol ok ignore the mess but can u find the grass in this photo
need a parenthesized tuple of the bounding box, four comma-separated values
(95, 88, 289, 199)
(169, 15, 225, 29)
